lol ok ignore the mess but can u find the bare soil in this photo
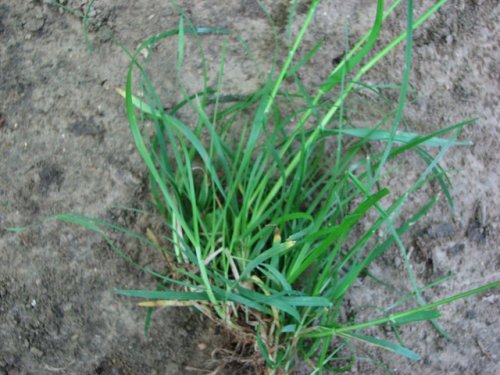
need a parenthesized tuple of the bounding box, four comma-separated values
(0, 1, 498, 374)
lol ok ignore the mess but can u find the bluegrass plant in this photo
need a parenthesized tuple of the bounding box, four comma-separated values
(57, 0, 499, 373)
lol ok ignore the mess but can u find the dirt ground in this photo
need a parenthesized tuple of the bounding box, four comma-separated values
(0, 1, 498, 374)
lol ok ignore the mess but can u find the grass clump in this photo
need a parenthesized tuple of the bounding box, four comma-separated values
(58, 0, 499, 373)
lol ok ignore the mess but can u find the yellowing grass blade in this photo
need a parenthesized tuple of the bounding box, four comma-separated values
(138, 300, 197, 308)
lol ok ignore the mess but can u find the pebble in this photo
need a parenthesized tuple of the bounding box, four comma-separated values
(30, 346, 44, 358)
(427, 222, 455, 239)
(447, 243, 465, 256)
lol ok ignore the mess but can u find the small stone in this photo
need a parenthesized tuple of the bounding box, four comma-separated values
(0, 113, 6, 128)
(62, 302, 73, 312)
(24, 12, 45, 32)
(447, 243, 465, 256)
(464, 310, 476, 320)
(427, 223, 455, 239)
(466, 222, 488, 243)
(482, 294, 499, 304)
(30, 346, 44, 358)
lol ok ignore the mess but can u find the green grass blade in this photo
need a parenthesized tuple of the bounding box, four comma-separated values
(320, 0, 385, 92)
(392, 309, 441, 325)
(114, 289, 209, 301)
(340, 332, 421, 361)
